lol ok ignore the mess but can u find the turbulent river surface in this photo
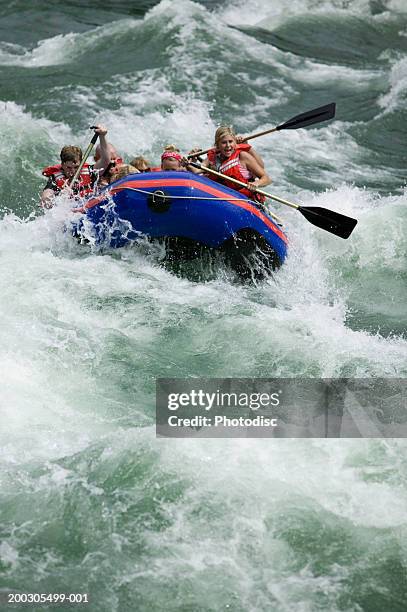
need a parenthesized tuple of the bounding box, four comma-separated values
(0, 0, 407, 610)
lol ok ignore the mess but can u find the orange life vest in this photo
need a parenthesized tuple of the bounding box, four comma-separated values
(42, 163, 94, 197)
(207, 145, 265, 203)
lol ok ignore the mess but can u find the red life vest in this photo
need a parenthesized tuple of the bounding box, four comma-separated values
(207, 145, 265, 203)
(42, 163, 94, 197)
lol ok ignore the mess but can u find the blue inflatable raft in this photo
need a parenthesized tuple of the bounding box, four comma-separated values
(73, 171, 288, 274)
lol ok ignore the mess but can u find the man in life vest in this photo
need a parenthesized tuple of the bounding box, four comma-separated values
(40, 124, 110, 208)
(191, 126, 271, 202)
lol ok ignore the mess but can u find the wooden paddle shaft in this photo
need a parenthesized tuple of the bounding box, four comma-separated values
(70, 132, 99, 187)
(195, 163, 299, 211)
(243, 126, 278, 140)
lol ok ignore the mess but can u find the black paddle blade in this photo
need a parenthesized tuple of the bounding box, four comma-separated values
(299, 206, 357, 239)
(277, 103, 336, 131)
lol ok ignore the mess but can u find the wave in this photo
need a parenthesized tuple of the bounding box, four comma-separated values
(378, 53, 407, 112)
(0, 0, 219, 69)
(0, 19, 140, 67)
(387, 0, 407, 12)
(217, 0, 402, 28)
(0, 100, 72, 154)
(0, 101, 75, 216)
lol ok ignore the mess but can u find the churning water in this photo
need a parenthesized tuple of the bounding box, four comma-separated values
(0, 0, 406, 610)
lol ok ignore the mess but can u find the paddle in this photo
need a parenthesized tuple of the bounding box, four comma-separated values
(69, 127, 99, 189)
(188, 161, 357, 239)
(187, 102, 336, 159)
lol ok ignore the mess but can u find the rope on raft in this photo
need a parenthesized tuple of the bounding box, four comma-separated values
(122, 186, 284, 225)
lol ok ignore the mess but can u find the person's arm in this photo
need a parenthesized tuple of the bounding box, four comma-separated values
(93, 125, 110, 171)
(239, 151, 271, 190)
(236, 136, 265, 168)
(41, 188, 56, 209)
(182, 151, 210, 174)
(40, 175, 59, 209)
(247, 146, 264, 169)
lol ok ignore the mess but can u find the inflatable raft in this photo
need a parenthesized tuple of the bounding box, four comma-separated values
(72, 171, 288, 274)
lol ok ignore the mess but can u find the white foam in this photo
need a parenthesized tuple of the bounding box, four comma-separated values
(254, 120, 396, 194)
(378, 54, 407, 113)
(116, 431, 407, 612)
(96, 93, 215, 162)
(217, 0, 373, 28)
(158, 436, 407, 529)
(0, 101, 73, 187)
(0, 1, 215, 70)
(387, 0, 407, 12)
(0, 542, 19, 570)
(0, 188, 406, 612)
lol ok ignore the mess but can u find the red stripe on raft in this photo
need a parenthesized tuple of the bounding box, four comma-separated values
(73, 178, 288, 244)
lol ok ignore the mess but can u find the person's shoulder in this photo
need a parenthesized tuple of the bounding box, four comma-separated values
(42, 163, 61, 177)
(238, 150, 252, 162)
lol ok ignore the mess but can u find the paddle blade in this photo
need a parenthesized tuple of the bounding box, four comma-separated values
(299, 206, 357, 239)
(277, 103, 336, 131)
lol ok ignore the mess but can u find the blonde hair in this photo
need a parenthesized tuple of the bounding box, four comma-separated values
(163, 144, 180, 153)
(130, 155, 151, 171)
(112, 164, 139, 181)
(214, 126, 236, 149)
